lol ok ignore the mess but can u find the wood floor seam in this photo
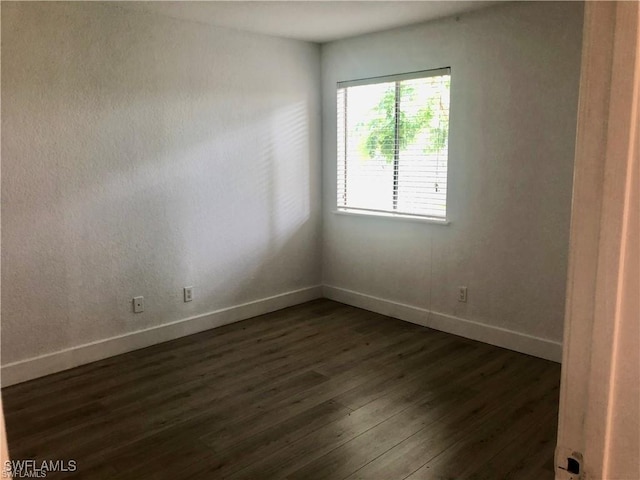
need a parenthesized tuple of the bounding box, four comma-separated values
(2, 299, 560, 480)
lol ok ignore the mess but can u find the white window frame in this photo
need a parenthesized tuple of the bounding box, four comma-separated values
(336, 68, 451, 224)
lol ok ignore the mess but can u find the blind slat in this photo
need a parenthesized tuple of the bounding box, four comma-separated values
(337, 71, 450, 218)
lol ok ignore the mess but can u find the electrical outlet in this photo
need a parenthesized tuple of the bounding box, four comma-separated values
(458, 286, 468, 303)
(133, 296, 144, 313)
(184, 286, 194, 302)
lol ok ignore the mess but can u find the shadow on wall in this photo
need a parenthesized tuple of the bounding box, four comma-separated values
(194, 100, 317, 309)
(1, 1, 320, 364)
(2, 94, 318, 363)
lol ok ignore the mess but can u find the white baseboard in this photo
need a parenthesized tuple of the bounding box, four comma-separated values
(1, 286, 323, 387)
(1, 283, 562, 386)
(322, 285, 562, 363)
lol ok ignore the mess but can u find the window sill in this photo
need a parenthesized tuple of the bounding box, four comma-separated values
(333, 208, 450, 225)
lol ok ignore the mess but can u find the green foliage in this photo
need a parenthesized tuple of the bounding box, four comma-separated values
(359, 80, 449, 163)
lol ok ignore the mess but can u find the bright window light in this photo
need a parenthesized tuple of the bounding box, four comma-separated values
(337, 68, 451, 220)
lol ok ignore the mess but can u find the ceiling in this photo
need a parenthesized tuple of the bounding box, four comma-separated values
(116, 1, 500, 44)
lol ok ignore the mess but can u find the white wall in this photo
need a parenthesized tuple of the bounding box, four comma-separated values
(321, 2, 583, 360)
(1, 1, 584, 384)
(1, 2, 322, 373)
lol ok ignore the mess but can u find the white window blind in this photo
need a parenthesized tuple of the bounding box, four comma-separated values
(337, 68, 451, 219)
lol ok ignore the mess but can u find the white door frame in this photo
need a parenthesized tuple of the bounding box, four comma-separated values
(556, 2, 639, 479)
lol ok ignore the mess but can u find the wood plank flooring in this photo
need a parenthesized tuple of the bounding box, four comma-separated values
(1, 299, 560, 479)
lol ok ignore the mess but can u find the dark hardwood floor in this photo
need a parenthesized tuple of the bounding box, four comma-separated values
(2, 299, 560, 479)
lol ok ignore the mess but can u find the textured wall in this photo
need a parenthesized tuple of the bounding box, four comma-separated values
(1, 2, 322, 364)
(321, 2, 583, 343)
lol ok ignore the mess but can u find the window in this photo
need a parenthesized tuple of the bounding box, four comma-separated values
(337, 68, 451, 220)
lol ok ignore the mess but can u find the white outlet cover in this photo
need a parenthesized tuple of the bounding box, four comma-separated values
(458, 286, 468, 302)
(133, 296, 144, 313)
(184, 287, 194, 302)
